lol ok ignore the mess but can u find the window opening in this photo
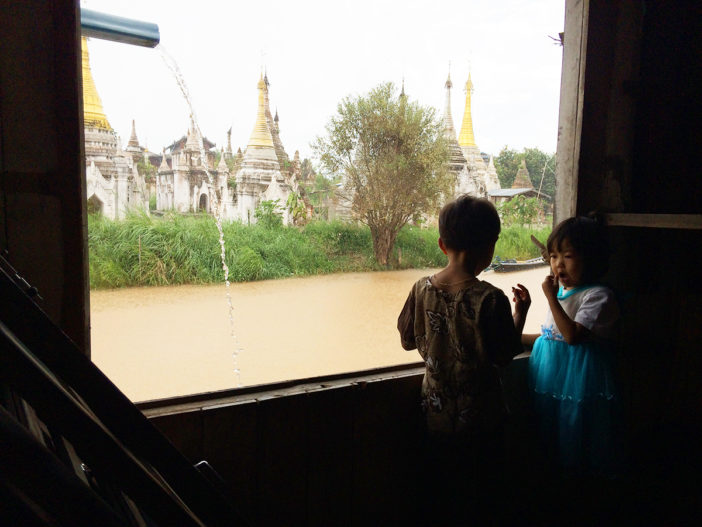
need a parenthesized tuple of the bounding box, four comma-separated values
(82, 0, 565, 402)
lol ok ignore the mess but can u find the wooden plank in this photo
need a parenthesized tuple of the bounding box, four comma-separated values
(555, 0, 589, 223)
(306, 387, 354, 526)
(255, 393, 309, 525)
(201, 403, 258, 523)
(137, 364, 424, 418)
(149, 411, 203, 463)
(351, 376, 423, 525)
(605, 213, 702, 230)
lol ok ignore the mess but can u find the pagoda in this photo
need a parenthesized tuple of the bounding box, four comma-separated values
(234, 75, 292, 225)
(82, 37, 148, 220)
(442, 71, 501, 199)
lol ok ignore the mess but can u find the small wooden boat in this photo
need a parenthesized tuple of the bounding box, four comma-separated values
(492, 257, 547, 273)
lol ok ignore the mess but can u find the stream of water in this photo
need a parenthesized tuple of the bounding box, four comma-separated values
(158, 44, 243, 385)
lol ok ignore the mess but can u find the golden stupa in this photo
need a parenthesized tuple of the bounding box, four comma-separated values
(247, 76, 275, 149)
(458, 73, 476, 148)
(81, 37, 111, 130)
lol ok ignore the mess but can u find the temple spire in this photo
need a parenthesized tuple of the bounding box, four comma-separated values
(185, 116, 201, 151)
(158, 149, 169, 172)
(217, 149, 229, 171)
(226, 127, 232, 155)
(128, 119, 139, 147)
(443, 72, 457, 136)
(442, 72, 467, 171)
(81, 37, 112, 130)
(458, 73, 477, 147)
(512, 159, 534, 189)
(246, 75, 275, 149)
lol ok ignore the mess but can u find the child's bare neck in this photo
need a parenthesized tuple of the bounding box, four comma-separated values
(432, 263, 478, 292)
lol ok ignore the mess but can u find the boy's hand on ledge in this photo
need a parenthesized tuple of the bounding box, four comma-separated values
(512, 283, 531, 316)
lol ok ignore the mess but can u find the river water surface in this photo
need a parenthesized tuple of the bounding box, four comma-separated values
(91, 268, 548, 402)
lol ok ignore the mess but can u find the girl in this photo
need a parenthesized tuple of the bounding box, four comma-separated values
(523, 216, 620, 475)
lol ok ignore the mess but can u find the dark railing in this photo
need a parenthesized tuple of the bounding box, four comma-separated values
(0, 256, 247, 526)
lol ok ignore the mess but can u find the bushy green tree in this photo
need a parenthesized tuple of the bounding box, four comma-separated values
(286, 191, 307, 226)
(254, 199, 283, 229)
(495, 147, 556, 198)
(136, 157, 157, 182)
(314, 82, 451, 266)
(497, 196, 541, 227)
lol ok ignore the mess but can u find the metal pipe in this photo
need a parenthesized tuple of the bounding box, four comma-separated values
(80, 8, 159, 48)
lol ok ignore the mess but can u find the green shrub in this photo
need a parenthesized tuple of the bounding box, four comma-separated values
(495, 225, 552, 261)
(232, 247, 264, 281)
(87, 214, 552, 289)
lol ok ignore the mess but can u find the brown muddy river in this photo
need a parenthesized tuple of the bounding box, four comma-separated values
(90, 268, 548, 402)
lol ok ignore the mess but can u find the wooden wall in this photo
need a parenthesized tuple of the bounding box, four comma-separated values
(574, 0, 702, 480)
(139, 359, 535, 525)
(0, 0, 90, 354)
(143, 372, 427, 525)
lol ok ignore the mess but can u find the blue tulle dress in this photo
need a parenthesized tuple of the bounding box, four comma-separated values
(529, 285, 620, 474)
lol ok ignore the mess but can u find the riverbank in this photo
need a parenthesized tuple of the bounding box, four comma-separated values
(88, 214, 551, 289)
(91, 267, 549, 402)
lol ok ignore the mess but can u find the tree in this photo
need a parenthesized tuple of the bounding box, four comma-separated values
(136, 157, 157, 183)
(314, 82, 451, 266)
(494, 147, 521, 188)
(300, 158, 316, 182)
(254, 199, 283, 229)
(494, 146, 556, 200)
(285, 191, 307, 226)
(523, 148, 556, 198)
(497, 195, 540, 226)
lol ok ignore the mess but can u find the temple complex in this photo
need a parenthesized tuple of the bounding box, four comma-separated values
(82, 37, 148, 220)
(83, 34, 497, 225)
(443, 72, 501, 199)
(82, 34, 300, 224)
(154, 118, 233, 216)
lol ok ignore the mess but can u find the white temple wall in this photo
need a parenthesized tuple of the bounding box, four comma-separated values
(237, 188, 257, 225)
(172, 171, 192, 213)
(86, 162, 116, 219)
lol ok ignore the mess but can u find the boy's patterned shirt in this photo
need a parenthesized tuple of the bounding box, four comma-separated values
(398, 277, 522, 436)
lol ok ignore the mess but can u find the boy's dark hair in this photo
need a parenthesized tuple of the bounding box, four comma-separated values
(438, 195, 500, 252)
(547, 215, 610, 282)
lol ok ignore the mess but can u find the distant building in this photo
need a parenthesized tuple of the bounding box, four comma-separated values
(154, 119, 231, 217)
(82, 35, 302, 224)
(442, 72, 501, 199)
(488, 159, 551, 205)
(82, 37, 148, 220)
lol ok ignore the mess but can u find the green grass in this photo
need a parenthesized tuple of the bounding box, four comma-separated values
(495, 224, 552, 261)
(88, 213, 551, 289)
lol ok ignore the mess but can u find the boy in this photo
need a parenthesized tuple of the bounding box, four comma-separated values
(397, 195, 529, 520)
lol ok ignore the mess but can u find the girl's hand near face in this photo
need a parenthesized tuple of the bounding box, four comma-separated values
(542, 274, 559, 300)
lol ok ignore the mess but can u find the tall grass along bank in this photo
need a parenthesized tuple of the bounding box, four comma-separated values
(88, 214, 550, 289)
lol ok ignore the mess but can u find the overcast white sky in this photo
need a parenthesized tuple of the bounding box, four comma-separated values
(82, 0, 565, 161)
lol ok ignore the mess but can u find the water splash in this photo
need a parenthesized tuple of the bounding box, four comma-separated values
(158, 44, 243, 386)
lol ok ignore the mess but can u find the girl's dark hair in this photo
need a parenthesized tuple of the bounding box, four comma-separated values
(439, 194, 501, 252)
(547, 215, 610, 282)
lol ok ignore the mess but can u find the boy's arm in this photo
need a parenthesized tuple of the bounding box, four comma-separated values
(511, 283, 530, 335)
(481, 290, 523, 366)
(397, 290, 417, 350)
